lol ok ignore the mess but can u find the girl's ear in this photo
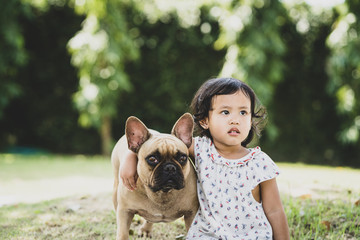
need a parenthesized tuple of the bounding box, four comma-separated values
(199, 118, 209, 129)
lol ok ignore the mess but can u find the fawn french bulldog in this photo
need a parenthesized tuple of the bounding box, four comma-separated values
(111, 113, 198, 239)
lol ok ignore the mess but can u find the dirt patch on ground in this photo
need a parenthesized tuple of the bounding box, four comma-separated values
(50, 193, 186, 240)
(60, 192, 114, 214)
(277, 165, 360, 201)
(0, 176, 113, 207)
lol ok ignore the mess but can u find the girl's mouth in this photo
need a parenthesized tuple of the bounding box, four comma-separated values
(228, 128, 240, 135)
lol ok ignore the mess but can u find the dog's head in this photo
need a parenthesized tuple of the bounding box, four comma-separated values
(125, 113, 194, 193)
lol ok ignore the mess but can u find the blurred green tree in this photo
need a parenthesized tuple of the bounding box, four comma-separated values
(67, 0, 289, 155)
(327, 0, 360, 146)
(0, 0, 359, 166)
(266, 3, 342, 164)
(0, 0, 29, 119)
(215, 0, 287, 106)
(112, 5, 226, 134)
(0, 2, 97, 154)
(68, 0, 139, 155)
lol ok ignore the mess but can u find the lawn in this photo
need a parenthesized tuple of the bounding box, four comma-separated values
(0, 154, 359, 239)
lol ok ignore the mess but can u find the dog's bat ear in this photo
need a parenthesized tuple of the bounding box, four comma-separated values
(171, 113, 194, 148)
(125, 117, 151, 153)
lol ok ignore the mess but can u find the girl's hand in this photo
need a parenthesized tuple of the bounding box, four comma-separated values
(120, 150, 138, 191)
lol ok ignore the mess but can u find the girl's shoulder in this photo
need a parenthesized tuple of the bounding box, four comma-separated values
(194, 136, 212, 150)
(251, 148, 272, 162)
(194, 135, 210, 143)
(248, 148, 280, 187)
(250, 148, 279, 168)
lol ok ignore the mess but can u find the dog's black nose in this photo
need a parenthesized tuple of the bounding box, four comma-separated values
(164, 164, 177, 174)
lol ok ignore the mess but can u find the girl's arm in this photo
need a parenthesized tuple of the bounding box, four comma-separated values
(261, 178, 290, 240)
(189, 138, 195, 159)
(120, 149, 138, 191)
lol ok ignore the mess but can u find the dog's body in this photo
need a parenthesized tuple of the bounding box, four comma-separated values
(111, 113, 198, 240)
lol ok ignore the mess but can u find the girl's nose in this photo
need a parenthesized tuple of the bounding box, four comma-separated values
(230, 118, 240, 125)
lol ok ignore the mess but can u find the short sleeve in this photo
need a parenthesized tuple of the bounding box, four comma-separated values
(249, 151, 280, 189)
(193, 136, 210, 168)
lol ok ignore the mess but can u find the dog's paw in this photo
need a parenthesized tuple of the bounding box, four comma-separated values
(138, 230, 152, 238)
(138, 221, 153, 238)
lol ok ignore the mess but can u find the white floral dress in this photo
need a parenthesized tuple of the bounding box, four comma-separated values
(186, 136, 280, 240)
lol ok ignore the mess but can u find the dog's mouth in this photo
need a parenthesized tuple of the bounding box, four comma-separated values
(161, 180, 181, 192)
(149, 163, 185, 193)
(150, 177, 185, 192)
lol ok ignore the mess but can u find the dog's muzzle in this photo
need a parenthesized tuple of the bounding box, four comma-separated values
(149, 162, 185, 192)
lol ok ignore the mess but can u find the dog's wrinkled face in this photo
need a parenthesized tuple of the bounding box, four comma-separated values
(137, 135, 190, 193)
(125, 113, 194, 194)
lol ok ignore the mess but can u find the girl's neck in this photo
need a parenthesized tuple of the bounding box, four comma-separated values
(214, 144, 250, 160)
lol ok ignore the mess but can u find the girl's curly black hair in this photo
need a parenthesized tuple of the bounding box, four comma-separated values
(190, 77, 267, 147)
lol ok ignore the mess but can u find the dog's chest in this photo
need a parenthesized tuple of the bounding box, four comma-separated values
(134, 208, 185, 223)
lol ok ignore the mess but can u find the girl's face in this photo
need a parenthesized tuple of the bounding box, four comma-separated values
(200, 90, 252, 154)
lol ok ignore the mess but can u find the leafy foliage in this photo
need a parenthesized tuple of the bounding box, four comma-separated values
(218, 0, 288, 105)
(327, 0, 360, 145)
(265, 3, 343, 165)
(0, 0, 30, 119)
(0, 0, 359, 165)
(0, 3, 99, 154)
(68, 0, 139, 128)
(113, 5, 226, 133)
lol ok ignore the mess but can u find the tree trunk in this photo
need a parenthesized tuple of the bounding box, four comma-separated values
(100, 115, 112, 156)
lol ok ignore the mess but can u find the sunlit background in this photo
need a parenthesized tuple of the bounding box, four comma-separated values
(0, 0, 359, 167)
(1, 2, 360, 239)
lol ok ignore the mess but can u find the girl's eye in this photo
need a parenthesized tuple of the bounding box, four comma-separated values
(240, 110, 248, 116)
(221, 110, 230, 115)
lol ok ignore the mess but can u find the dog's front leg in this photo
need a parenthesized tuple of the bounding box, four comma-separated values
(116, 207, 134, 240)
(184, 210, 197, 231)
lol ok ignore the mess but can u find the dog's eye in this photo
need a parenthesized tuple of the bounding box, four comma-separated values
(146, 156, 159, 166)
(178, 155, 188, 165)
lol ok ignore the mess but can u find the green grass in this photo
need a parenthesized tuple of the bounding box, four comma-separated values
(1, 196, 359, 239)
(284, 197, 360, 239)
(0, 154, 111, 180)
(0, 194, 186, 240)
(0, 195, 116, 240)
(0, 154, 359, 239)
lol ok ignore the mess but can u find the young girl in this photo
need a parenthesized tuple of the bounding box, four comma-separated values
(121, 77, 290, 239)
